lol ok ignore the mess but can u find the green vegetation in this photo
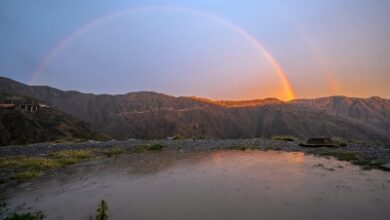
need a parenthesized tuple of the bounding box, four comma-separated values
(0, 199, 112, 220)
(0, 149, 97, 184)
(331, 137, 348, 147)
(0, 156, 62, 170)
(226, 145, 248, 151)
(49, 149, 96, 165)
(0, 200, 44, 220)
(317, 150, 359, 161)
(4, 211, 44, 220)
(172, 135, 185, 140)
(11, 171, 41, 181)
(0, 145, 168, 185)
(314, 149, 388, 170)
(0, 199, 111, 220)
(136, 143, 164, 152)
(101, 147, 124, 157)
(50, 149, 94, 159)
(272, 135, 298, 142)
(96, 200, 108, 220)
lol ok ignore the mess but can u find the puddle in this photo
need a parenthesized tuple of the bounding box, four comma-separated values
(3, 150, 390, 220)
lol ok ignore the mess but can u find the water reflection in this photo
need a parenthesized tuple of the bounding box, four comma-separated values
(4, 150, 390, 220)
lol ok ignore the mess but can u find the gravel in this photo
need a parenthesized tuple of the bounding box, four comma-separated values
(1, 138, 390, 163)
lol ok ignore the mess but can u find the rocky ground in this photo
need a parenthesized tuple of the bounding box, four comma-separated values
(1, 138, 390, 170)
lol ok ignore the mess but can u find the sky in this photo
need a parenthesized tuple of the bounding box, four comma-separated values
(0, 0, 389, 100)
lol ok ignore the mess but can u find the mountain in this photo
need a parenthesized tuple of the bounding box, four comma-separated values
(1, 76, 389, 142)
(0, 90, 102, 146)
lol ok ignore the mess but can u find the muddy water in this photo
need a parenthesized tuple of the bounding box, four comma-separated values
(3, 150, 390, 220)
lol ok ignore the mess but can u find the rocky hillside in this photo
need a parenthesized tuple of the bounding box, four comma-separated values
(0, 91, 102, 146)
(1, 76, 389, 142)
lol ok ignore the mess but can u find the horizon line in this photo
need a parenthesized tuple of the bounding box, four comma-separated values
(1, 75, 388, 102)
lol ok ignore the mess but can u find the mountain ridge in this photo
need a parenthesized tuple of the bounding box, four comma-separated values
(1, 76, 389, 142)
(2, 76, 388, 105)
(0, 90, 102, 146)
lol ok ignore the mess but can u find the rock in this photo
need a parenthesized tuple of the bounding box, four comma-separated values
(127, 138, 137, 141)
(381, 163, 390, 170)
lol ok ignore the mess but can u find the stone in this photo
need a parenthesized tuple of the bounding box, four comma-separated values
(381, 163, 390, 170)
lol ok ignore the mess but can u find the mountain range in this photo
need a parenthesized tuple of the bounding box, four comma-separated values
(0, 90, 101, 146)
(1, 76, 389, 144)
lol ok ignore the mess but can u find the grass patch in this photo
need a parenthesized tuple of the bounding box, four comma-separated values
(272, 135, 298, 142)
(101, 148, 124, 157)
(320, 151, 358, 161)
(314, 149, 388, 170)
(49, 149, 96, 166)
(50, 149, 93, 160)
(4, 211, 44, 220)
(0, 149, 98, 184)
(0, 157, 62, 170)
(0, 156, 61, 184)
(11, 171, 41, 181)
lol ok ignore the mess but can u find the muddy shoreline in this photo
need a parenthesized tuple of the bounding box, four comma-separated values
(1, 138, 390, 170)
(1, 139, 389, 159)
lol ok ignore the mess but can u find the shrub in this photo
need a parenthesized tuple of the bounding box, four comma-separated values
(137, 144, 164, 151)
(102, 148, 124, 157)
(272, 135, 298, 142)
(4, 211, 44, 220)
(96, 200, 108, 220)
(331, 137, 348, 147)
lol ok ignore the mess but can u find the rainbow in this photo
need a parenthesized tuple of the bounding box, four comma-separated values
(31, 6, 296, 100)
(291, 22, 341, 95)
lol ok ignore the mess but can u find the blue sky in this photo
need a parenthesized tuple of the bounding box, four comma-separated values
(0, 0, 389, 99)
